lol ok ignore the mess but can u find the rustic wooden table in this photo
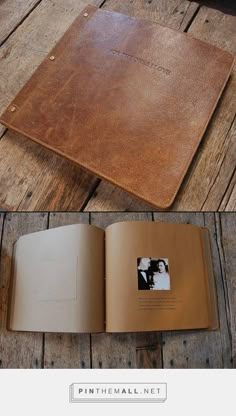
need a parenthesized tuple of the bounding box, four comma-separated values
(0, 211, 235, 368)
(0, 0, 235, 211)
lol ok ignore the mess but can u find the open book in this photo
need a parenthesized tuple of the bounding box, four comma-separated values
(8, 221, 219, 333)
(0, 5, 234, 209)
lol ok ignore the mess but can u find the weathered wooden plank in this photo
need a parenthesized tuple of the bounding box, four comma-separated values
(224, 180, 236, 211)
(43, 212, 91, 368)
(219, 152, 236, 211)
(153, 211, 204, 224)
(90, 211, 153, 230)
(202, 117, 236, 211)
(217, 212, 236, 366)
(0, 0, 42, 137)
(0, 0, 42, 46)
(0, 0, 103, 210)
(135, 331, 163, 368)
(103, 0, 199, 29)
(90, 212, 162, 368)
(172, 6, 236, 211)
(48, 212, 89, 227)
(187, 5, 236, 53)
(179, 1, 200, 30)
(0, 212, 5, 249)
(153, 212, 232, 368)
(85, 182, 153, 211)
(0, 212, 48, 368)
(0, 131, 98, 211)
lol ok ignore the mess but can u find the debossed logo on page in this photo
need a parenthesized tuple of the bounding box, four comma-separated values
(69, 383, 167, 403)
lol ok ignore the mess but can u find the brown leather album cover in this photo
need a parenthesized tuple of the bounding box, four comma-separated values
(0, 5, 234, 208)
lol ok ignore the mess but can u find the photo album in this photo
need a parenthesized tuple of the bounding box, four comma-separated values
(0, 5, 234, 209)
(8, 221, 219, 333)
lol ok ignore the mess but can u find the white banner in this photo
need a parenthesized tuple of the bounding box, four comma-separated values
(0, 369, 235, 415)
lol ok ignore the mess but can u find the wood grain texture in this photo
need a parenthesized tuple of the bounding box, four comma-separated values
(223, 179, 236, 211)
(203, 116, 236, 211)
(0, 0, 42, 46)
(90, 211, 152, 229)
(0, 212, 4, 235)
(0, 0, 42, 137)
(217, 213, 236, 366)
(85, 182, 153, 211)
(102, 0, 199, 29)
(153, 212, 232, 368)
(0, 0, 102, 210)
(90, 212, 162, 368)
(0, 131, 98, 211)
(172, 6, 236, 211)
(0, 212, 48, 368)
(43, 212, 91, 368)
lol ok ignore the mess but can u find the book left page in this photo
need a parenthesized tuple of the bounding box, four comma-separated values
(8, 224, 105, 333)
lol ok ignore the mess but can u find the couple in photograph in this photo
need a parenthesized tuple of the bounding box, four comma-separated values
(138, 257, 170, 290)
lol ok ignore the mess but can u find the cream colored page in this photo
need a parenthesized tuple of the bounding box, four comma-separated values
(9, 224, 105, 333)
(105, 221, 210, 332)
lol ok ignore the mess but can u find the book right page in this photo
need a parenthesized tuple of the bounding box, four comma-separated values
(105, 221, 214, 332)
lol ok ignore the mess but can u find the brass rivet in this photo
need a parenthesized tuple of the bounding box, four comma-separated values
(49, 55, 55, 61)
(9, 105, 16, 112)
(83, 13, 88, 17)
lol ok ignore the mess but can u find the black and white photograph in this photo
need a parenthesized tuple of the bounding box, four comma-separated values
(137, 258, 171, 291)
